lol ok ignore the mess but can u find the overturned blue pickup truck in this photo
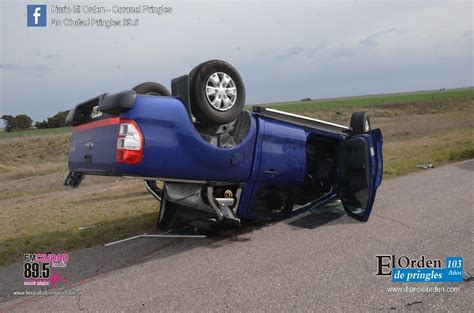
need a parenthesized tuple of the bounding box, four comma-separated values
(65, 60, 383, 231)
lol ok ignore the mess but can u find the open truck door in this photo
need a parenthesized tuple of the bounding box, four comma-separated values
(338, 129, 383, 221)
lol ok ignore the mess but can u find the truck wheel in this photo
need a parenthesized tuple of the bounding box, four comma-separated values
(350, 111, 371, 134)
(189, 60, 245, 125)
(132, 82, 171, 96)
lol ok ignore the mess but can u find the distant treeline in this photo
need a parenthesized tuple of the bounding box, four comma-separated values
(1, 110, 70, 132)
(35, 111, 70, 129)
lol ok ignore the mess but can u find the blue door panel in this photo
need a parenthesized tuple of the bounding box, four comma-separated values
(257, 119, 306, 185)
(236, 118, 307, 219)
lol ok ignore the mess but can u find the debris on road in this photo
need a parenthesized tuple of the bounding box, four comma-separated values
(463, 272, 473, 282)
(416, 163, 434, 169)
(104, 233, 206, 247)
(78, 224, 99, 230)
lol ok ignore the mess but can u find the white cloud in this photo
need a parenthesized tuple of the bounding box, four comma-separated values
(360, 28, 408, 47)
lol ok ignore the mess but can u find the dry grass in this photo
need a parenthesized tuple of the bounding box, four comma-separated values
(383, 128, 474, 177)
(0, 134, 159, 265)
(301, 99, 474, 176)
(0, 99, 472, 266)
(0, 174, 158, 265)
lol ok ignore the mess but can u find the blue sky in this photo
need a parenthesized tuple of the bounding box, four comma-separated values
(0, 0, 472, 125)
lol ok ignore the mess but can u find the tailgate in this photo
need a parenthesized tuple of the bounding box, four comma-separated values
(67, 91, 136, 176)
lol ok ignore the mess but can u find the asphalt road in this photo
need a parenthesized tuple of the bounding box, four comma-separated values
(1, 160, 472, 312)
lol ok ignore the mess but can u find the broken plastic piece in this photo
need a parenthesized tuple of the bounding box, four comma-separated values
(104, 233, 206, 247)
(416, 163, 434, 169)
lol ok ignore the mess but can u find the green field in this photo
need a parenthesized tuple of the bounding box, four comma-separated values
(255, 87, 474, 112)
(0, 126, 71, 139)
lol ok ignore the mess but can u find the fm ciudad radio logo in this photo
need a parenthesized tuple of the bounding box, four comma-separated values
(23, 253, 69, 288)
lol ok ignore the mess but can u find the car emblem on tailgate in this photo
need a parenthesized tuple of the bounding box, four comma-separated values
(85, 141, 94, 150)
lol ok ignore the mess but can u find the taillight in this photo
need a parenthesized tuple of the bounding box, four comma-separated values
(116, 119, 144, 164)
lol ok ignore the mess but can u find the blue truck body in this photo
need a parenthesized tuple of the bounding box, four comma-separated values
(67, 92, 383, 225)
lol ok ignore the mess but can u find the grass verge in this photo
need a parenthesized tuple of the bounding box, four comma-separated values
(383, 128, 474, 178)
(0, 212, 157, 266)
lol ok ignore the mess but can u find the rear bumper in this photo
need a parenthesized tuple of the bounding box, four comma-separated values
(66, 91, 136, 126)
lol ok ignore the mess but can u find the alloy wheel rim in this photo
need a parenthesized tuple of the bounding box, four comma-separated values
(205, 72, 237, 111)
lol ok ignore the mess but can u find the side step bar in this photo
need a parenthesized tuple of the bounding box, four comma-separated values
(252, 106, 351, 135)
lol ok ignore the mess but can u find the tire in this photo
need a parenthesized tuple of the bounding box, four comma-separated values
(132, 82, 171, 96)
(350, 111, 371, 134)
(189, 60, 245, 125)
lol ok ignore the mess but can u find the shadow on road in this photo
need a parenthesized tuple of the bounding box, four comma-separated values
(288, 211, 345, 229)
(287, 199, 359, 229)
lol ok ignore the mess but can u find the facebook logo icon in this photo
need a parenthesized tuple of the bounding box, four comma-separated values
(27, 5, 47, 27)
